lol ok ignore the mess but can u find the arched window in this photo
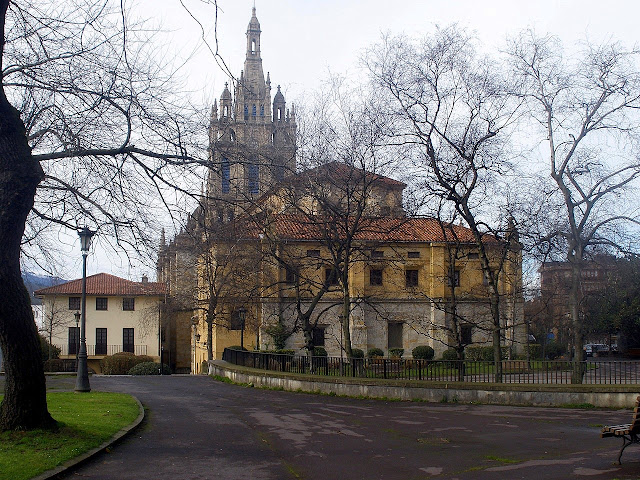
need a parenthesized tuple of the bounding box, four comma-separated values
(221, 158, 230, 194)
(229, 129, 235, 142)
(223, 105, 229, 117)
(277, 107, 282, 121)
(248, 163, 259, 195)
(252, 104, 256, 117)
(251, 39, 256, 54)
(260, 105, 264, 116)
(271, 132, 276, 144)
(244, 105, 248, 121)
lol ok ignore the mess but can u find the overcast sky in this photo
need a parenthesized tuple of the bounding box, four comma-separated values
(59, 0, 638, 281)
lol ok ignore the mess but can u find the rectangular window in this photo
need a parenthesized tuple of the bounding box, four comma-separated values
(371, 250, 384, 259)
(221, 158, 230, 194)
(388, 323, 403, 349)
(123, 328, 134, 353)
(370, 268, 383, 286)
(248, 163, 259, 195)
(68, 297, 81, 310)
(230, 310, 244, 330)
(325, 268, 339, 286)
(96, 297, 108, 311)
(96, 328, 107, 355)
(461, 324, 473, 345)
(307, 249, 320, 258)
(407, 251, 420, 259)
(405, 269, 419, 287)
(468, 252, 479, 259)
(122, 298, 135, 311)
(68, 327, 80, 355)
(312, 326, 326, 347)
(447, 270, 460, 287)
(284, 267, 298, 284)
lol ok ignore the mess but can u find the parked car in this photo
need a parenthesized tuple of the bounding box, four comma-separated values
(584, 344, 608, 357)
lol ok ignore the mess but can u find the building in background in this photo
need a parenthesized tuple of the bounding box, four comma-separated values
(35, 273, 165, 373)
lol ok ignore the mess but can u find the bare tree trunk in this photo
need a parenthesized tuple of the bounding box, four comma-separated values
(570, 259, 585, 384)
(341, 289, 353, 358)
(0, 3, 54, 427)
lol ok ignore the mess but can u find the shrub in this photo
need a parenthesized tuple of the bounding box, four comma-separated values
(545, 341, 565, 360)
(313, 346, 327, 357)
(367, 347, 384, 358)
(389, 348, 404, 358)
(128, 362, 171, 375)
(276, 349, 295, 355)
(441, 348, 459, 361)
(227, 345, 248, 351)
(265, 322, 292, 351)
(412, 345, 434, 360)
(465, 346, 494, 362)
(351, 348, 364, 359)
(43, 358, 71, 372)
(100, 352, 154, 375)
(526, 343, 542, 360)
(39, 335, 60, 362)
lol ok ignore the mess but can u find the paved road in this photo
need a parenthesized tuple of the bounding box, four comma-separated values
(38, 375, 640, 479)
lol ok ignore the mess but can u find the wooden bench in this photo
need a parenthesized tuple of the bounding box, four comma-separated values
(601, 395, 640, 464)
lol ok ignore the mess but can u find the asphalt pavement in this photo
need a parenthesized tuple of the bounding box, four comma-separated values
(30, 374, 640, 479)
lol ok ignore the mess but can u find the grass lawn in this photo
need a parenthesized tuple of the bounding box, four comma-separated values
(0, 392, 140, 480)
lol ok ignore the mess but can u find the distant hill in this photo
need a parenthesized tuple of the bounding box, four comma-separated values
(22, 272, 66, 305)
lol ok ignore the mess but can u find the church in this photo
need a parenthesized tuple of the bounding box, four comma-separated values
(157, 8, 525, 374)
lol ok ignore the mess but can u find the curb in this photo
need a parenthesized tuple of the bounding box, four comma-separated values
(33, 395, 145, 480)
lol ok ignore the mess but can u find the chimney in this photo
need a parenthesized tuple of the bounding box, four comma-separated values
(141, 275, 148, 283)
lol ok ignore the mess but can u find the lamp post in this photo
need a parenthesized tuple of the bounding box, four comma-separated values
(75, 227, 95, 392)
(191, 316, 199, 374)
(238, 307, 247, 349)
(74, 311, 80, 362)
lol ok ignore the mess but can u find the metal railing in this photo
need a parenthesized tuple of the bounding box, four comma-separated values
(222, 349, 640, 385)
(56, 344, 148, 357)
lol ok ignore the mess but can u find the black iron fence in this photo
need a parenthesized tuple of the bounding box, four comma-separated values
(222, 348, 640, 385)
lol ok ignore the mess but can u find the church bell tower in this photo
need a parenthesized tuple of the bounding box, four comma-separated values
(207, 7, 296, 222)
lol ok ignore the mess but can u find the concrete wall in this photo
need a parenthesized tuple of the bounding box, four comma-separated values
(209, 361, 639, 409)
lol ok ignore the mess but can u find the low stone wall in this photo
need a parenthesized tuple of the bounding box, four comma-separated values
(209, 360, 640, 408)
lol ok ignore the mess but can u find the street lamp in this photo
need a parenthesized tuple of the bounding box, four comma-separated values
(238, 307, 247, 349)
(74, 311, 80, 362)
(75, 227, 95, 392)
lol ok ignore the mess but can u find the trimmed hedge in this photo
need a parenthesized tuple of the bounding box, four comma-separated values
(100, 352, 154, 375)
(441, 348, 459, 361)
(465, 346, 494, 362)
(351, 348, 365, 359)
(128, 362, 171, 375)
(412, 345, 435, 360)
(313, 347, 327, 357)
(367, 347, 384, 358)
(389, 348, 404, 358)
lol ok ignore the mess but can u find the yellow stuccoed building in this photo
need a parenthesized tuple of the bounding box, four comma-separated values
(157, 7, 525, 373)
(35, 273, 166, 373)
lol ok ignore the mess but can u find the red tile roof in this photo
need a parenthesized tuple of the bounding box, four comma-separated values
(246, 214, 498, 244)
(34, 273, 166, 297)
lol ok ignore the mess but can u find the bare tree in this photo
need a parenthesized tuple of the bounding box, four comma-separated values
(508, 31, 640, 382)
(1, 0, 212, 430)
(40, 296, 72, 359)
(365, 27, 523, 381)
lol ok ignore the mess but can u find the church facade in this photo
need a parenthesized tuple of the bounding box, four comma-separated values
(157, 8, 525, 373)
